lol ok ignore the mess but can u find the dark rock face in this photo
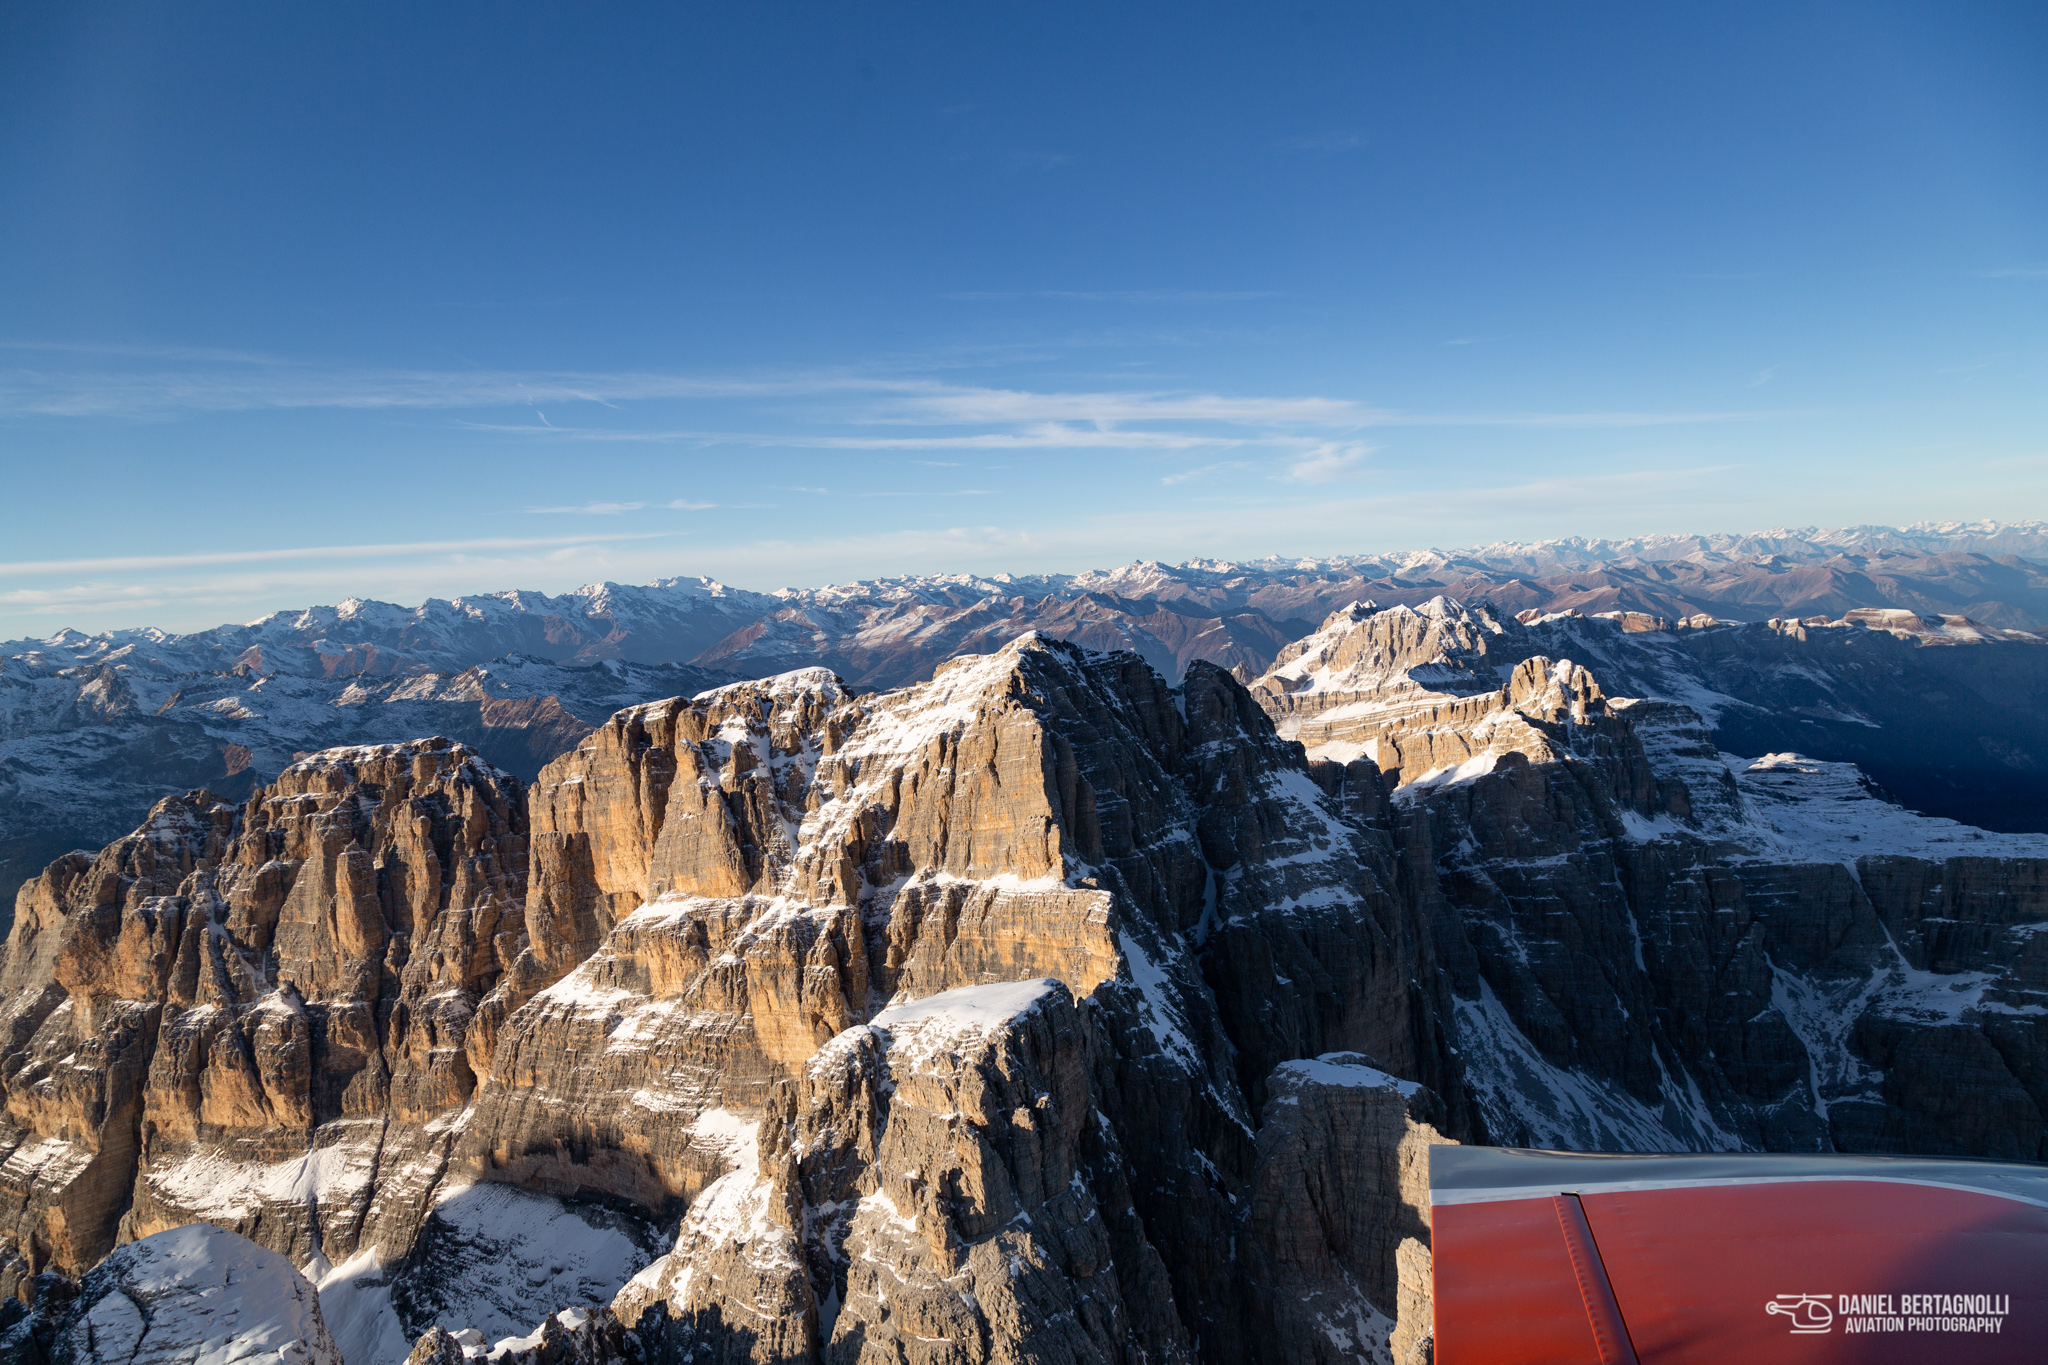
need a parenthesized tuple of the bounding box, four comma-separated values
(1240, 1056, 1451, 1365)
(2, 619, 2045, 1364)
(448, 637, 1465, 1362)
(1254, 601, 2048, 1164)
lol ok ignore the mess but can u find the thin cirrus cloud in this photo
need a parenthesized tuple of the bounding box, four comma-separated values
(0, 345, 915, 418)
(0, 461, 1764, 635)
(870, 384, 1364, 426)
(0, 345, 1787, 442)
(1383, 408, 1790, 429)
(0, 532, 674, 580)
(476, 422, 1257, 452)
(524, 498, 717, 514)
(853, 489, 996, 498)
(1160, 460, 1254, 486)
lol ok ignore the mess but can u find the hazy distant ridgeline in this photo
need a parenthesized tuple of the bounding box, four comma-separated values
(7, 520, 2048, 918)
(13, 520, 2048, 684)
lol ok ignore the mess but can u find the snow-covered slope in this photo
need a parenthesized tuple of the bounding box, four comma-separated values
(1726, 751, 2048, 864)
(2, 1224, 341, 1365)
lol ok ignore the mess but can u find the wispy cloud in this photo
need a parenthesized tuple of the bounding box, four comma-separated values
(0, 344, 915, 419)
(0, 338, 1800, 628)
(0, 338, 288, 364)
(0, 533, 674, 579)
(1, 345, 1787, 448)
(524, 498, 718, 514)
(852, 489, 995, 498)
(1385, 409, 1790, 429)
(1978, 265, 2048, 279)
(0, 461, 1775, 636)
(1281, 442, 1374, 483)
(475, 422, 1257, 455)
(528, 500, 648, 515)
(875, 384, 1364, 427)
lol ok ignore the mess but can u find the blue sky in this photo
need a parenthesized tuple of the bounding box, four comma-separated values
(2, 1, 2044, 636)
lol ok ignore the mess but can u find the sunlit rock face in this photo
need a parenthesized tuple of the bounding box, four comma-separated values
(0, 738, 527, 1298)
(2, 618, 2044, 1365)
(450, 633, 1456, 1362)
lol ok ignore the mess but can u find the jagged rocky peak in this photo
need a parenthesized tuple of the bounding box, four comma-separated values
(2, 635, 1464, 1362)
(1250, 601, 2048, 1164)
(1251, 599, 1661, 804)
(456, 631, 1457, 1358)
(1266, 596, 1515, 683)
(1255, 596, 1522, 739)
(607, 978, 1133, 1363)
(514, 641, 1118, 998)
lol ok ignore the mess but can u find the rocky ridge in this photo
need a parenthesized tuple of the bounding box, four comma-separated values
(1, 635, 1461, 1363)
(1, 616, 2044, 1364)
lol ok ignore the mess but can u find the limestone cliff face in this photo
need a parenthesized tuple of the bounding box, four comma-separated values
(0, 739, 527, 1295)
(6, 616, 2046, 1365)
(452, 634, 1457, 1362)
(1254, 597, 1514, 752)
(611, 980, 1177, 1365)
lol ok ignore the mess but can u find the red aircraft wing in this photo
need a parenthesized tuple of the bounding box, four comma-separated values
(1430, 1147, 2048, 1364)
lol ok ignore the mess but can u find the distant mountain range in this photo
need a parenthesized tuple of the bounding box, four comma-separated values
(6, 520, 2048, 913)
(14, 520, 2048, 688)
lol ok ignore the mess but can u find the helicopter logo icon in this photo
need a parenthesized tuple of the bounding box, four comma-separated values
(1765, 1295, 1835, 1334)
